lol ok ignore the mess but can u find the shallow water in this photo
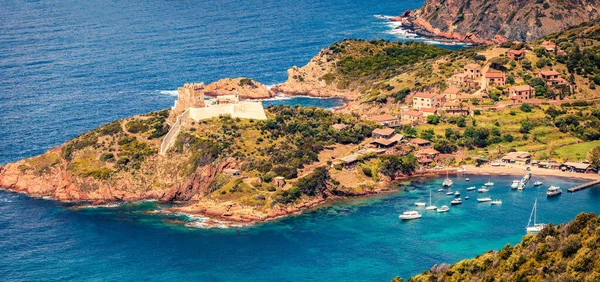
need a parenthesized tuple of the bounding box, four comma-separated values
(1, 174, 599, 280)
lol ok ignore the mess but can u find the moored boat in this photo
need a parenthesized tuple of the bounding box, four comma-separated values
(442, 171, 453, 187)
(533, 181, 543, 186)
(399, 211, 422, 220)
(426, 190, 437, 210)
(437, 205, 450, 213)
(465, 178, 470, 181)
(437, 188, 444, 192)
(546, 186, 562, 197)
(477, 197, 492, 202)
(450, 198, 462, 205)
(454, 191, 460, 197)
(478, 187, 489, 193)
(415, 202, 426, 207)
(490, 200, 502, 205)
(511, 180, 520, 189)
(466, 186, 476, 191)
(526, 199, 546, 234)
(465, 196, 470, 200)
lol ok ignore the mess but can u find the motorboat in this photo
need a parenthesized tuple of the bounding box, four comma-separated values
(446, 191, 454, 195)
(533, 181, 543, 186)
(426, 190, 437, 210)
(415, 202, 426, 207)
(437, 205, 449, 213)
(526, 199, 546, 234)
(490, 200, 503, 205)
(442, 171, 453, 187)
(465, 178, 470, 181)
(511, 180, 520, 189)
(454, 191, 461, 197)
(399, 211, 422, 220)
(484, 180, 494, 186)
(465, 196, 470, 200)
(477, 197, 492, 202)
(546, 186, 562, 197)
(466, 186, 476, 191)
(450, 198, 462, 205)
(478, 187, 489, 193)
(437, 188, 444, 192)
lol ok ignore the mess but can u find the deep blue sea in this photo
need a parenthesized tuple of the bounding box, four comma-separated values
(2, 0, 598, 281)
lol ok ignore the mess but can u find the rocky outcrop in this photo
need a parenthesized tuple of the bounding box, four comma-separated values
(203, 78, 274, 99)
(272, 50, 361, 100)
(397, 0, 600, 44)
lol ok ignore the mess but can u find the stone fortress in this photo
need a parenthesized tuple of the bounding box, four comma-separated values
(172, 82, 267, 121)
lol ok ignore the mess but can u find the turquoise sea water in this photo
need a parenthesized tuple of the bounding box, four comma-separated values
(2, 174, 599, 280)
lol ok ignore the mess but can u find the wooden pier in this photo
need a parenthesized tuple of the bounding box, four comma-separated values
(567, 180, 600, 193)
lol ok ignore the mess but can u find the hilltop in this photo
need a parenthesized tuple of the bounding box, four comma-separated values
(393, 0, 600, 44)
(395, 212, 600, 281)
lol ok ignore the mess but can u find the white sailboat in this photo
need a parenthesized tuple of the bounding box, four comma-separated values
(511, 180, 520, 189)
(442, 171, 453, 187)
(478, 187, 489, 193)
(526, 199, 546, 234)
(484, 177, 494, 186)
(426, 190, 437, 210)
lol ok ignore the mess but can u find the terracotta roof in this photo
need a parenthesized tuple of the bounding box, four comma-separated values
(457, 94, 473, 100)
(416, 148, 440, 155)
(372, 128, 395, 136)
(369, 114, 398, 122)
(540, 70, 561, 76)
(371, 139, 397, 146)
(510, 85, 533, 92)
(485, 71, 505, 78)
(465, 63, 481, 70)
(443, 87, 460, 95)
(507, 49, 525, 55)
(410, 138, 431, 145)
(413, 92, 436, 99)
(421, 108, 436, 113)
(403, 110, 422, 117)
(444, 102, 460, 107)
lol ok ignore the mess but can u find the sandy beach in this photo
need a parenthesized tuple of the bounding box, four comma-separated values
(457, 164, 600, 181)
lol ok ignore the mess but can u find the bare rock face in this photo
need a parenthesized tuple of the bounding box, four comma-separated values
(203, 78, 274, 99)
(400, 0, 600, 43)
(272, 50, 360, 99)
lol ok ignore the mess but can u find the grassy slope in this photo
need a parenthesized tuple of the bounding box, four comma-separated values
(401, 213, 600, 282)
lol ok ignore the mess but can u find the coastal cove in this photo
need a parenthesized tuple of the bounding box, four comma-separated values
(2, 174, 600, 280)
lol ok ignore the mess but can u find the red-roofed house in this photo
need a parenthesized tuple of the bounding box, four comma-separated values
(409, 138, 431, 148)
(464, 64, 482, 80)
(412, 92, 445, 110)
(372, 128, 395, 139)
(509, 85, 535, 103)
(539, 70, 568, 87)
(443, 86, 460, 101)
(415, 148, 440, 165)
(485, 71, 506, 87)
(369, 114, 401, 127)
(401, 110, 422, 124)
(507, 49, 525, 61)
(420, 108, 437, 117)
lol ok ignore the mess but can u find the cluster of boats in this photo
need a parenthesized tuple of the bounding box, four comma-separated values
(400, 172, 563, 226)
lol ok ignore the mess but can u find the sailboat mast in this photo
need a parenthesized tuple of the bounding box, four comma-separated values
(534, 200, 537, 225)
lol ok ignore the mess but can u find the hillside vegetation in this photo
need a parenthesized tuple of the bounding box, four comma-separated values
(395, 213, 600, 282)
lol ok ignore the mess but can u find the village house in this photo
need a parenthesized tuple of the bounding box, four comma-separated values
(536, 160, 561, 169)
(409, 138, 431, 149)
(506, 49, 525, 61)
(369, 114, 401, 127)
(443, 86, 460, 101)
(372, 128, 395, 139)
(370, 138, 398, 149)
(456, 94, 473, 103)
(443, 102, 469, 116)
(449, 73, 469, 87)
(485, 71, 506, 87)
(331, 123, 348, 131)
(561, 162, 596, 173)
(415, 148, 440, 165)
(508, 85, 535, 103)
(539, 70, 568, 86)
(412, 92, 445, 110)
(401, 110, 423, 125)
(420, 108, 437, 117)
(501, 151, 531, 165)
(464, 63, 482, 80)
